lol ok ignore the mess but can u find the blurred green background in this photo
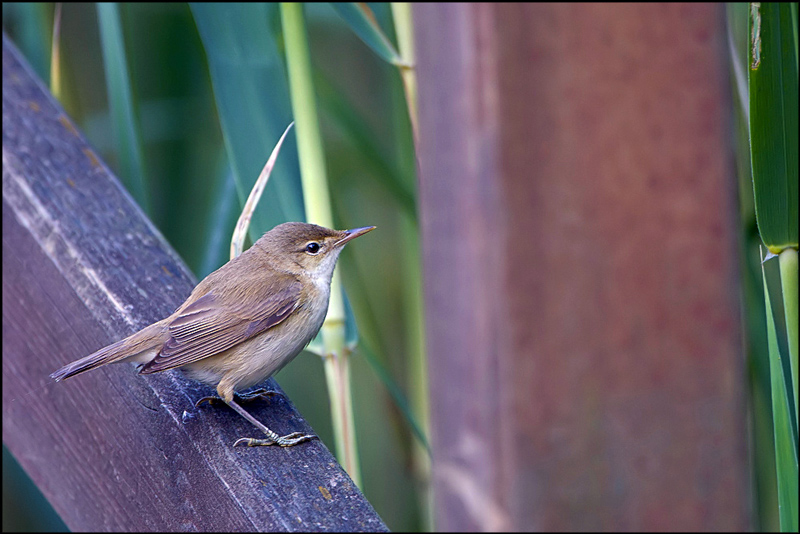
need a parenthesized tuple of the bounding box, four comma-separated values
(2, 2, 425, 531)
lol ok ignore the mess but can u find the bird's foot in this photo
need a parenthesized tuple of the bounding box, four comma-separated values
(233, 432, 317, 448)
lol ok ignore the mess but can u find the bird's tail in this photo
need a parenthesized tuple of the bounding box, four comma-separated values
(50, 320, 168, 382)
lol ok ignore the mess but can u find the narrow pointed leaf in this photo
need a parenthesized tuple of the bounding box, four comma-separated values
(231, 122, 294, 259)
(762, 250, 799, 532)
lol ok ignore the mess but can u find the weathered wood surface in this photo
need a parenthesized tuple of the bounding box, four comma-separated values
(2, 34, 386, 532)
(415, 3, 749, 531)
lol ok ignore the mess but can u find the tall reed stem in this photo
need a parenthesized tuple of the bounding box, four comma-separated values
(280, 2, 361, 487)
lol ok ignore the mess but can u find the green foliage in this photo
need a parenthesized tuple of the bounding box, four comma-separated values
(748, 2, 798, 253)
(747, 3, 800, 531)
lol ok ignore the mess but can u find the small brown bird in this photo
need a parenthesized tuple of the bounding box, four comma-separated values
(51, 222, 375, 447)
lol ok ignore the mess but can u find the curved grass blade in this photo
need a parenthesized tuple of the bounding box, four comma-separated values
(231, 122, 294, 259)
(50, 3, 62, 99)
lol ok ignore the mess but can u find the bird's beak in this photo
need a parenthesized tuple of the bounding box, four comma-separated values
(335, 226, 376, 247)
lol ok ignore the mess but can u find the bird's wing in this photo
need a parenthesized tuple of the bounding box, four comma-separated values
(139, 276, 302, 374)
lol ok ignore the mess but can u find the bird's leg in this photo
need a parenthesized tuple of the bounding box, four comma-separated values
(194, 388, 282, 408)
(225, 398, 317, 448)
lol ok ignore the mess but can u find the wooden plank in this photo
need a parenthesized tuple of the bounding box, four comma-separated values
(414, 4, 749, 530)
(2, 33, 386, 532)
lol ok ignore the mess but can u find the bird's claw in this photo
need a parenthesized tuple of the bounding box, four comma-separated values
(194, 396, 222, 408)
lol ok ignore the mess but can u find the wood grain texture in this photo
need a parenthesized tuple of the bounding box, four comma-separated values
(2, 33, 386, 532)
(414, 4, 749, 531)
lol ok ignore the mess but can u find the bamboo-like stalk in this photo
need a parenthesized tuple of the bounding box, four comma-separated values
(391, 3, 418, 143)
(779, 248, 798, 434)
(280, 2, 361, 487)
(390, 4, 432, 529)
(390, 6, 426, 448)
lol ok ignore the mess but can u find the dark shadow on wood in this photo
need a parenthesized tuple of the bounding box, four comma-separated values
(2, 33, 386, 532)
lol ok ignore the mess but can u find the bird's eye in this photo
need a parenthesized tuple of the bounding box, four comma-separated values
(305, 242, 321, 255)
